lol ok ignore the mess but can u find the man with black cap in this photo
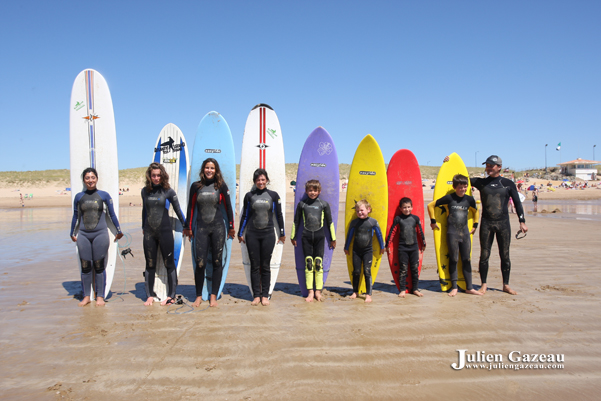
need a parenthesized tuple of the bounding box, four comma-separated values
(443, 155, 528, 295)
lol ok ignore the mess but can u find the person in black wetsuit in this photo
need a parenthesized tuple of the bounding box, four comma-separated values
(141, 162, 186, 306)
(428, 174, 482, 296)
(238, 168, 285, 306)
(290, 179, 337, 303)
(184, 158, 235, 308)
(471, 155, 528, 295)
(70, 167, 123, 307)
(385, 197, 426, 298)
(344, 199, 385, 303)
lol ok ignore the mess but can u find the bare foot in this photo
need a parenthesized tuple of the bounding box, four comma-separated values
(144, 297, 154, 306)
(448, 289, 458, 297)
(209, 294, 218, 307)
(192, 296, 203, 307)
(412, 290, 424, 297)
(305, 290, 314, 303)
(160, 297, 174, 306)
(261, 297, 270, 306)
(364, 294, 372, 303)
(480, 283, 488, 294)
(250, 297, 260, 306)
(503, 284, 517, 295)
(95, 297, 105, 306)
(315, 291, 323, 302)
(349, 292, 357, 299)
(78, 296, 91, 307)
(466, 289, 483, 296)
(398, 291, 406, 298)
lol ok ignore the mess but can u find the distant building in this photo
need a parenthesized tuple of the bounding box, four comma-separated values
(558, 158, 600, 180)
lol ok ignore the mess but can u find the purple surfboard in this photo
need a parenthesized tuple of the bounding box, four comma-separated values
(293, 127, 339, 297)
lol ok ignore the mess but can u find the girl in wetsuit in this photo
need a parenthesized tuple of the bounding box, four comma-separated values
(344, 199, 385, 303)
(184, 158, 235, 308)
(141, 162, 186, 306)
(70, 168, 123, 307)
(238, 168, 285, 306)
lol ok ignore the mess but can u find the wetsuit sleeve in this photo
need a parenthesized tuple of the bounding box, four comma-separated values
(470, 177, 482, 190)
(168, 189, 186, 226)
(186, 182, 200, 231)
(414, 215, 426, 247)
(272, 191, 285, 237)
(372, 219, 385, 249)
(344, 220, 358, 251)
(238, 192, 252, 237)
(291, 202, 303, 240)
(385, 216, 400, 248)
(323, 201, 336, 241)
(102, 191, 122, 234)
(141, 188, 147, 229)
(70, 193, 82, 236)
(220, 183, 235, 230)
(506, 179, 526, 223)
(427, 200, 437, 223)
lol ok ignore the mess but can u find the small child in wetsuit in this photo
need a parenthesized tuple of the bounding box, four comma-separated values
(290, 180, 337, 303)
(385, 197, 426, 298)
(344, 199, 385, 303)
(428, 174, 482, 297)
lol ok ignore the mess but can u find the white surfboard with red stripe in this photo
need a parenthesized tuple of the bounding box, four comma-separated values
(239, 104, 286, 298)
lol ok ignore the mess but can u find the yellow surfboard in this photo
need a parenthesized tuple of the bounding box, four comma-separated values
(345, 135, 388, 294)
(433, 152, 475, 291)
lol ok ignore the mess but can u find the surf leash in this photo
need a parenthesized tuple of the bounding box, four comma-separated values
(110, 232, 133, 303)
(167, 294, 210, 314)
(515, 230, 527, 240)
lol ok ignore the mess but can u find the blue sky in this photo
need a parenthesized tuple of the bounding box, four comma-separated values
(1, 0, 599, 172)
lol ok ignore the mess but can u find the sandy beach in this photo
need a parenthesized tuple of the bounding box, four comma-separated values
(1, 183, 601, 400)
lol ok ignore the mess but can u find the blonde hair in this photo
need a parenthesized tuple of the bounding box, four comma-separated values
(355, 199, 371, 211)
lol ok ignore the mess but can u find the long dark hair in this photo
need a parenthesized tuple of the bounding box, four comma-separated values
(199, 158, 224, 189)
(145, 162, 171, 191)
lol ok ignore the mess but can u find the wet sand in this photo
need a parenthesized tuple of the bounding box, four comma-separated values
(1, 201, 600, 400)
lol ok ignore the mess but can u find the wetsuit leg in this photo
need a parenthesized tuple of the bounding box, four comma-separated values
(157, 226, 177, 299)
(478, 218, 495, 284)
(457, 236, 473, 290)
(143, 231, 160, 298)
(259, 231, 276, 298)
(351, 250, 362, 293)
(313, 231, 325, 291)
(305, 256, 314, 290)
(496, 219, 512, 284)
(80, 259, 93, 297)
(407, 249, 420, 293)
(397, 249, 410, 292)
(447, 233, 460, 290)
(193, 228, 211, 297)
(93, 258, 106, 297)
(208, 221, 226, 296)
(361, 250, 373, 295)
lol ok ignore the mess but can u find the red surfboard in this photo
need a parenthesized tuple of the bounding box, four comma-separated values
(386, 149, 425, 293)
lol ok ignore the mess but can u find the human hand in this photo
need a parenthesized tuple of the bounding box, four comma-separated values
(344, 249, 349, 255)
(115, 233, 124, 242)
(228, 229, 236, 239)
(430, 223, 439, 231)
(291, 239, 297, 247)
(71, 235, 77, 242)
(238, 236, 245, 244)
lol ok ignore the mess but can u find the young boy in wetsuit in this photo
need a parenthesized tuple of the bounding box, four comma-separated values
(344, 199, 385, 303)
(428, 174, 482, 297)
(290, 180, 337, 303)
(385, 197, 426, 298)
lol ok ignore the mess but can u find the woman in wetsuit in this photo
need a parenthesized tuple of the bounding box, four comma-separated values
(141, 162, 186, 306)
(238, 168, 285, 306)
(184, 158, 235, 308)
(70, 167, 123, 307)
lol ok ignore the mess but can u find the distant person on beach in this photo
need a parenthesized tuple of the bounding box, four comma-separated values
(238, 168, 285, 306)
(141, 162, 186, 306)
(184, 158, 235, 308)
(291, 179, 337, 303)
(70, 168, 123, 307)
(428, 175, 482, 296)
(444, 155, 528, 295)
(385, 197, 426, 298)
(532, 188, 539, 212)
(344, 199, 385, 303)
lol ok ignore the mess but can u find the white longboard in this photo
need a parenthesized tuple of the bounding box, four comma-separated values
(69, 69, 119, 300)
(239, 104, 286, 298)
(151, 123, 189, 301)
